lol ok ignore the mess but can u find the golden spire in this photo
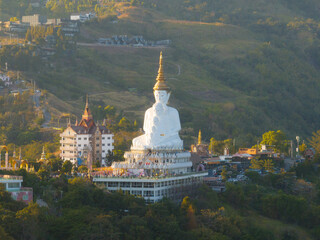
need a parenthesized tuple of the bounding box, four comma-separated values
(67, 117, 71, 127)
(85, 94, 89, 109)
(198, 130, 202, 145)
(13, 145, 16, 160)
(41, 146, 46, 159)
(153, 51, 170, 91)
(82, 94, 93, 120)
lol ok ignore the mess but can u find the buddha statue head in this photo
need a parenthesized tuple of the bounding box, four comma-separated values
(154, 90, 170, 105)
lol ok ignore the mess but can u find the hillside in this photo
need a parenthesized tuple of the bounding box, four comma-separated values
(6, 0, 320, 145)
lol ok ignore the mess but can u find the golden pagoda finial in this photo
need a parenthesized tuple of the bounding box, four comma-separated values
(85, 94, 89, 108)
(153, 51, 170, 91)
(157, 51, 164, 82)
(13, 145, 16, 160)
(82, 94, 93, 121)
(198, 130, 202, 145)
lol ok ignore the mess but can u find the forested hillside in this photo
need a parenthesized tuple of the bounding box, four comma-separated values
(0, 173, 319, 240)
(1, 0, 320, 145)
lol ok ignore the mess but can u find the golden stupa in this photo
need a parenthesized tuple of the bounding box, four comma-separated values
(153, 52, 170, 92)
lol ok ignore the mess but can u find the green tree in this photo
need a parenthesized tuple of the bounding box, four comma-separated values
(260, 130, 287, 153)
(16, 203, 48, 239)
(309, 130, 320, 153)
(61, 160, 73, 174)
(50, 158, 63, 172)
(133, 120, 139, 130)
(221, 166, 228, 181)
(209, 138, 232, 155)
(250, 158, 264, 170)
(25, 28, 31, 42)
(9, 17, 18, 22)
(118, 117, 131, 130)
(105, 105, 116, 119)
(0, 226, 14, 240)
(299, 143, 307, 154)
(37, 165, 50, 181)
(263, 159, 274, 172)
(78, 165, 88, 173)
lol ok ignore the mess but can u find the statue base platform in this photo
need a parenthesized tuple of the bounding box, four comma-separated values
(112, 149, 192, 175)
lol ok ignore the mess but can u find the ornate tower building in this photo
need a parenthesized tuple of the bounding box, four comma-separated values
(60, 96, 114, 165)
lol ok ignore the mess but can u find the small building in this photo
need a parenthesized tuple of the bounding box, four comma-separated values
(30, 0, 41, 8)
(0, 73, 12, 87)
(45, 35, 56, 46)
(40, 47, 56, 58)
(70, 12, 96, 22)
(238, 148, 258, 155)
(0, 175, 33, 204)
(60, 20, 80, 37)
(22, 14, 47, 26)
(304, 148, 315, 160)
(46, 18, 61, 26)
(4, 21, 30, 33)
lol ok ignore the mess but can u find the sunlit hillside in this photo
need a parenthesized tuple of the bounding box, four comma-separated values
(6, 0, 319, 144)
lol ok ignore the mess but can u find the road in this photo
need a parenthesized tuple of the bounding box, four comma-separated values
(33, 91, 41, 108)
(33, 91, 51, 128)
(41, 107, 51, 128)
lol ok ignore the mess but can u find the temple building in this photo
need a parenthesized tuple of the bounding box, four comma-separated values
(93, 52, 207, 203)
(38, 146, 48, 165)
(59, 97, 114, 165)
(191, 130, 209, 157)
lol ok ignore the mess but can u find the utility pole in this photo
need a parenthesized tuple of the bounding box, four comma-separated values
(296, 136, 300, 155)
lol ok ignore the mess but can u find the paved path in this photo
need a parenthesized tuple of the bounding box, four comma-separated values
(33, 91, 51, 128)
(41, 107, 51, 128)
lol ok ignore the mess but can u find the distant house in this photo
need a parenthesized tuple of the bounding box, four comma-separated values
(40, 47, 56, 58)
(45, 35, 56, 46)
(4, 21, 30, 33)
(70, 12, 96, 23)
(238, 148, 258, 155)
(22, 14, 47, 26)
(30, 0, 41, 8)
(155, 39, 172, 46)
(0, 175, 33, 204)
(98, 35, 171, 47)
(60, 20, 80, 37)
(46, 18, 61, 26)
(0, 73, 12, 87)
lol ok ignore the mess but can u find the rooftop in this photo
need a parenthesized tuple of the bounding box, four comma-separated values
(0, 175, 23, 181)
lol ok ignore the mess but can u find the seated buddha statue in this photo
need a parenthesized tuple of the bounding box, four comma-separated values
(131, 52, 183, 150)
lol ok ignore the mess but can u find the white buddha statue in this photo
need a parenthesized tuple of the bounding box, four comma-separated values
(132, 52, 183, 150)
